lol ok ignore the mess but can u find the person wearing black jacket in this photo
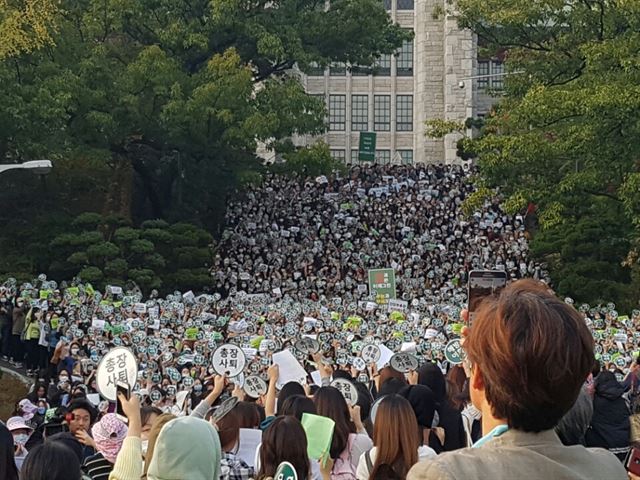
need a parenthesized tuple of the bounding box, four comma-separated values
(416, 362, 466, 451)
(585, 370, 631, 461)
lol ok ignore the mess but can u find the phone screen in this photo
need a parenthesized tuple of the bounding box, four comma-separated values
(468, 270, 508, 324)
(116, 382, 130, 421)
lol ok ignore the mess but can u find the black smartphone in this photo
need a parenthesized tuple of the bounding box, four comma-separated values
(468, 270, 508, 325)
(116, 381, 130, 423)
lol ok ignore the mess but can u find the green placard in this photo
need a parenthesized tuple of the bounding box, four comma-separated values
(185, 327, 199, 341)
(274, 461, 298, 480)
(368, 268, 396, 304)
(358, 132, 376, 162)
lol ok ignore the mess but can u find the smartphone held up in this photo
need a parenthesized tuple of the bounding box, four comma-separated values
(116, 381, 131, 423)
(467, 270, 507, 325)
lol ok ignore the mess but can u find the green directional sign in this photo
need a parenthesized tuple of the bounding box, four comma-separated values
(358, 132, 376, 162)
(274, 461, 298, 480)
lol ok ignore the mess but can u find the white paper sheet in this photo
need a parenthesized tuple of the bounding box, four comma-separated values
(272, 350, 307, 388)
(401, 341, 417, 353)
(376, 344, 395, 370)
(237, 428, 262, 467)
(310, 370, 323, 387)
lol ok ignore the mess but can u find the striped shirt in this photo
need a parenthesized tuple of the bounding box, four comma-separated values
(83, 452, 113, 480)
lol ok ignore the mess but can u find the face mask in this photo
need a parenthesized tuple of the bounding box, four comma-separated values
(71, 348, 79, 355)
(193, 384, 202, 392)
(13, 433, 29, 446)
(37, 407, 46, 415)
(59, 376, 69, 383)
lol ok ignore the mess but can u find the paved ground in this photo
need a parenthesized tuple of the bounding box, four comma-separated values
(0, 364, 30, 420)
(0, 357, 29, 378)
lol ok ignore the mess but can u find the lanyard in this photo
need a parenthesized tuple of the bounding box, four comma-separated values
(472, 424, 509, 448)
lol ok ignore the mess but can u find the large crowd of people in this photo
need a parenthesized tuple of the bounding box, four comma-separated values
(0, 164, 638, 480)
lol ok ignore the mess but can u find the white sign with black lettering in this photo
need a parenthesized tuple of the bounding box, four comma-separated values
(361, 344, 381, 364)
(387, 299, 408, 313)
(331, 378, 359, 406)
(96, 347, 137, 402)
(389, 352, 418, 373)
(133, 303, 147, 314)
(211, 344, 246, 377)
(243, 375, 268, 398)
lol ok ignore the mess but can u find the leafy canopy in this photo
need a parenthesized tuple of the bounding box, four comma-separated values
(450, 0, 640, 306)
(50, 213, 214, 293)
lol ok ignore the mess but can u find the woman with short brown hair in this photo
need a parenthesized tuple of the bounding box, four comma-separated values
(408, 279, 627, 480)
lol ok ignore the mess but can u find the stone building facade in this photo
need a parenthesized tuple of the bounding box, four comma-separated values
(295, 0, 493, 165)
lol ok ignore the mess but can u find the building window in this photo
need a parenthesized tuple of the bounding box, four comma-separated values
(329, 95, 346, 131)
(304, 62, 325, 76)
(376, 150, 391, 164)
(477, 60, 504, 90)
(374, 95, 391, 132)
(396, 36, 413, 76)
(330, 62, 346, 76)
(491, 61, 504, 89)
(330, 149, 346, 161)
(373, 54, 391, 76)
(398, 149, 413, 164)
(350, 149, 359, 163)
(351, 95, 368, 132)
(396, 95, 413, 131)
(383, 0, 391, 10)
(477, 60, 490, 88)
(397, 0, 414, 9)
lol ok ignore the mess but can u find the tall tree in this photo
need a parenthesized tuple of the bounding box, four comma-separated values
(0, 0, 407, 280)
(0, 0, 57, 58)
(447, 0, 640, 306)
(0, 0, 408, 223)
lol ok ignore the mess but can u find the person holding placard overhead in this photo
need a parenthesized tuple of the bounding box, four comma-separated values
(407, 279, 627, 480)
(313, 386, 372, 478)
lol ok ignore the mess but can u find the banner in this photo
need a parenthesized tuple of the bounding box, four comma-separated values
(368, 268, 396, 304)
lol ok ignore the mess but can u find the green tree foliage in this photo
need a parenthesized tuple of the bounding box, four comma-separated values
(452, 0, 640, 307)
(271, 142, 348, 178)
(49, 214, 214, 293)
(0, 0, 57, 59)
(0, 0, 407, 226)
(530, 203, 634, 311)
(0, 0, 407, 282)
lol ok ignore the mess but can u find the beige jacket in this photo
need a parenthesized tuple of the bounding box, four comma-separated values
(407, 429, 627, 480)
